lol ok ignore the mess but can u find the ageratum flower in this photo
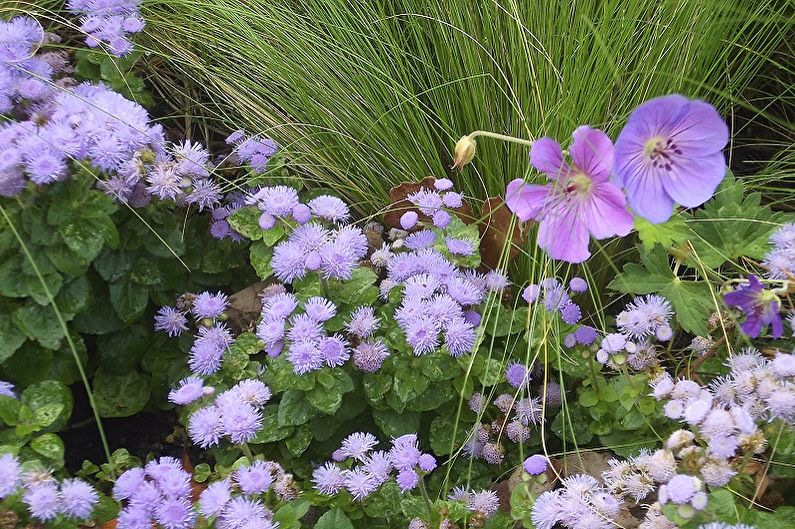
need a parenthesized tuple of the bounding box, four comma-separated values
(506, 126, 633, 263)
(24, 481, 60, 522)
(614, 94, 729, 223)
(724, 275, 783, 338)
(199, 481, 232, 517)
(0, 454, 21, 498)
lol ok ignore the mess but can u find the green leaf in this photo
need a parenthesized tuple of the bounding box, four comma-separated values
(0, 313, 27, 362)
(228, 207, 265, 240)
(93, 369, 151, 418)
(373, 409, 421, 438)
(273, 499, 311, 529)
(109, 278, 149, 322)
(429, 415, 469, 455)
(193, 463, 211, 482)
(689, 173, 788, 268)
(249, 241, 273, 280)
(285, 425, 313, 456)
(59, 216, 113, 261)
(12, 302, 64, 350)
(24, 271, 63, 306)
(20, 381, 73, 433)
(393, 369, 429, 403)
(609, 246, 713, 335)
(336, 267, 379, 305)
(314, 508, 353, 529)
(54, 275, 91, 317)
(97, 325, 152, 375)
(251, 405, 293, 444)
(0, 396, 22, 426)
(364, 481, 403, 518)
(277, 390, 314, 427)
(30, 433, 65, 469)
(363, 373, 392, 402)
(634, 215, 692, 251)
(579, 388, 598, 407)
(551, 405, 593, 445)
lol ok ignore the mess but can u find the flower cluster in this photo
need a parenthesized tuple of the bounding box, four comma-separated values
(595, 295, 673, 370)
(265, 198, 368, 283)
(113, 457, 197, 529)
(400, 178, 464, 230)
(257, 291, 343, 373)
(187, 379, 272, 447)
(198, 459, 297, 529)
(523, 277, 587, 327)
(378, 180, 495, 357)
(0, 454, 98, 522)
(226, 130, 279, 173)
(465, 392, 543, 464)
(66, 0, 145, 56)
(1, 17, 278, 242)
(763, 222, 795, 280)
(449, 487, 501, 517)
(155, 291, 233, 376)
(313, 432, 436, 499)
(531, 474, 623, 529)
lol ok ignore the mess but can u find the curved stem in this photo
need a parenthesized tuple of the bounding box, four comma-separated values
(0, 204, 113, 471)
(418, 477, 434, 519)
(240, 443, 255, 463)
(466, 130, 534, 147)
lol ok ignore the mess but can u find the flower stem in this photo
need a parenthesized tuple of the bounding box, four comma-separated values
(418, 477, 434, 519)
(466, 130, 534, 147)
(241, 443, 255, 463)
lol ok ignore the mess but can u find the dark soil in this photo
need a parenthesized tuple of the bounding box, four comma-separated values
(60, 383, 180, 473)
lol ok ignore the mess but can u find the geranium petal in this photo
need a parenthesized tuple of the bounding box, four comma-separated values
(663, 152, 726, 208)
(530, 137, 570, 181)
(505, 179, 552, 222)
(622, 163, 675, 223)
(569, 126, 613, 182)
(669, 100, 729, 153)
(580, 182, 634, 239)
(537, 207, 590, 263)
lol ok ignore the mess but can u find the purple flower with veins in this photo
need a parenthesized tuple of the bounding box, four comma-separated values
(506, 126, 633, 263)
(614, 94, 729, 223)
(154, 306, 188, 337)
(724, 275, 783, 338)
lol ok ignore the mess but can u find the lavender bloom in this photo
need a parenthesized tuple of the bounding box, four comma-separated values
(446, 237, 474, 255)
(188, 406, 224, 448)
(523, 454, 548, 475)
(154, 307, 189, 337)
(444, 317, 476, 357)
(0, 454, 21, 498)
(67, 0, 144, 56)
(468, 490, 500, 516)
(59, 479, 98, 519)
(0, 381, 16, 399)
(235, 461, 274, 495)
(262, 292, 298, 319)
(352, 341, 390, 372)
(199, 481, 232, 517)
(340, 432, 378, 461)
(192, 291, 229, 320)
(301, 299, 335, 325)
(404, 230, 437, 250)
(724, 275, 783, 338)
(250, 185, 299, 217)
(221, 402, 262, 444)
(614, 95, 729, 223)
(346, 306, 380, 338)
(343, 468, 376, 501)
(308, 195, 350, 223)
(218, 497, 267, 529)
(400, 211, 419, 230)
(168, 376, 211, 405)
(435, 178, 454, 191)
(154, 498, 196, 529)
(506, 126, 633, 263)
(24, 481, 60, 522)
(313, 463, 346, 495)
(506, 362, 531, 389)
(319, 335, 350, 367)
(396, 468, 419, 491)
(287, 341, 324, 374)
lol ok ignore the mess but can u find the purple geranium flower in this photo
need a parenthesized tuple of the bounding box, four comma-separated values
(506, 126, 633, 263)
(613, 94, 729, 223)
(724, 275, 783, 338)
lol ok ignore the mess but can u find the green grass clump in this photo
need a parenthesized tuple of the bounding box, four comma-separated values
(142, 0, 791, 213)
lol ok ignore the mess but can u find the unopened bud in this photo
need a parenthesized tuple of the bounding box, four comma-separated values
(452, 135, 477, 170)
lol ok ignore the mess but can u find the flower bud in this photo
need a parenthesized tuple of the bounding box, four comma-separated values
(452, 135, 476, 170)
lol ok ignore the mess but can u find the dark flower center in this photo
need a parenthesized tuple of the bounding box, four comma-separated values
(644, 136, 683, 171)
